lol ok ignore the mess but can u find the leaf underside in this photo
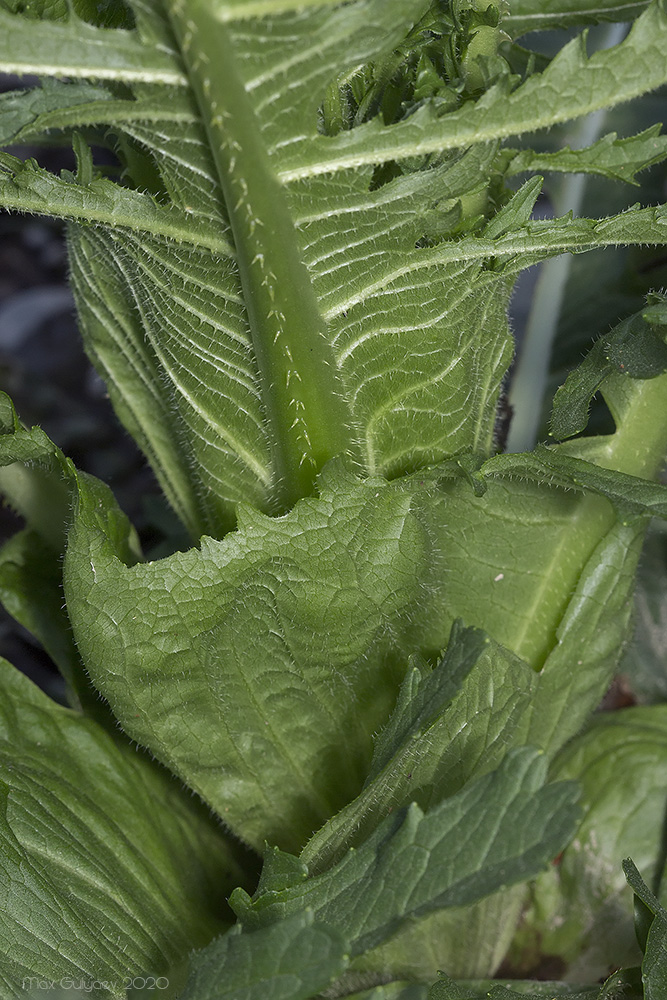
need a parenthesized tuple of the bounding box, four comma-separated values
(0, 1, 666, 534)
(0, 660, 247, 1000)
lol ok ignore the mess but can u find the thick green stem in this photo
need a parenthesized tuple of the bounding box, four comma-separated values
(167, 0, 360, 510)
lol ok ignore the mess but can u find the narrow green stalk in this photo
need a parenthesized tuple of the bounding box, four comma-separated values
(167, 0, 360, 510)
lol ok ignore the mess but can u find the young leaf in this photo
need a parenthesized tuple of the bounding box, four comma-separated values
(0, 152, 230, 251)
(353, 887, 528, 981)
(0, 392, 139, 563)
(0, 393, 71, 552)
(0, 79, 113, 144)
(1, 1, 667, 541)
(59, 352, 665, 858)
(14, 311, 658, 861)
(429, 337, 667, 753)
(525, 519, 646, 754)
(354, 549, 665, 980)
(428, 974, 633, 999)
(277, 2, 667, 175)
(0, 2, 509, 531)
(535, 81, 667, 452)
(505, 126, 667, 185)
(421, 470, 638, 675)
(301, 622, 539, 980)
(550, 299, 667, 441)
(623, 861, 667, 998)
(480, 447, 667, 520)
(302, 621, 537, 874)
(0, 660, 249, 999)
(428, 975, 602, 999)
(179, 913, 348, 1000)
(0, 3, 665, 992)
(342, 987, 428, 1000)
(621, 520, 667, 703)
(230, 748, 580, 957)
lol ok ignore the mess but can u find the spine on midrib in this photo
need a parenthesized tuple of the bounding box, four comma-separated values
(168, 0, 361, 510)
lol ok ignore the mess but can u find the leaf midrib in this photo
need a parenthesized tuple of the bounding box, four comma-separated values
(167, 0, 361, 507)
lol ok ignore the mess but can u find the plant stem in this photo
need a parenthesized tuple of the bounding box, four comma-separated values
(167, 0, 361, 511)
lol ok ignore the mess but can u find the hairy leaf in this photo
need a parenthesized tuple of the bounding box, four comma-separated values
(180, 913, 348, 1000)
(63, 458, 451, 853)
(60, 345, 667, 851)
(0, 4, 666, 989)
(343, 987, 429, 1000)
(275, 3, 667, 176)
(302, 621, 537, 874)
(505, 126, 667, 185)
(480, 447, 667, 519)
(429, 976, 602, 999)
(550, 298, 667, 440)
(428, 974, 640, 1000)
(0, 79, 113, 144)
(0, 6, 183, 83)
(0, 392, 139, 561)
(353, 889, 528, 981)
(0, 152, 229, 251)
(423, 337, 667, 749)
(0, 2, 666, 535)
(0, 394, 72, 551)
(1, 301, 654, 869)
(621, 520, 667, 703)
(0, 660, 248, 1000)
(60, 436, 644, 858)
(524, 519, 646, 753)
(231, 749, 580, 956)
(0, 530, 91, 713)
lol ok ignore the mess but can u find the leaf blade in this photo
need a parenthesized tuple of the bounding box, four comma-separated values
(180, 913, 348, 1000)
(302, 621, 537, 875)
(0, 660, 249, 998)
(277, 2, 667, 178)
(232, 748, 580, 958)
(0, 7, 185, 84)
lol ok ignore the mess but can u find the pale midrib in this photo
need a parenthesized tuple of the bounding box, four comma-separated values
(504, 496, 614, 667)
(0, 60, 181, 85)
(167, 0, 361, 509)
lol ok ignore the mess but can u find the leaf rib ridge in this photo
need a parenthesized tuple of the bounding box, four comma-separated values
(168, 0, 361, 509)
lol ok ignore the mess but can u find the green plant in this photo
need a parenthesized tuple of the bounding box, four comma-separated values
(1, 0, 667, 995)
